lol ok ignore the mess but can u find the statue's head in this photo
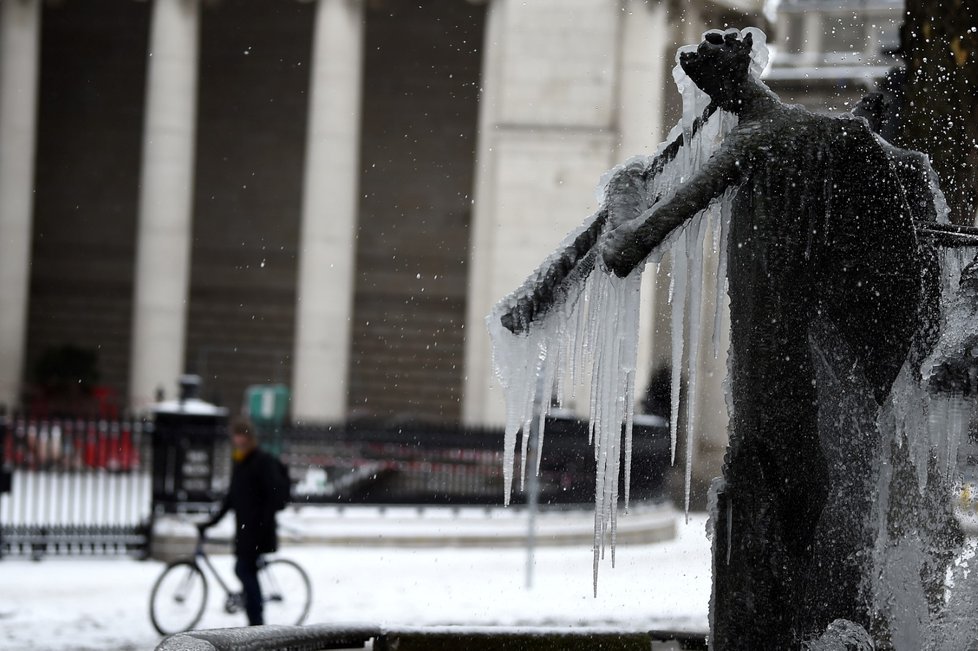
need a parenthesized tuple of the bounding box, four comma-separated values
(679, 31, 755, 108)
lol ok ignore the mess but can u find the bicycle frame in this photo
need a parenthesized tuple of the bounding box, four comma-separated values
(193, 537, 240, 600)
(193, 537, 279, 608)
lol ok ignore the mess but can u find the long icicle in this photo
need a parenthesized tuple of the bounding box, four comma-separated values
(622, 268, 642, 512)
(713, 193, 733, 358)
(518, 339, 541, 493)
(684, 215, 708, 522)
(670, 232, 689, 465)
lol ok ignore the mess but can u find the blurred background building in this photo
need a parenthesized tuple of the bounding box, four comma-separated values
(0, 0, 902, 483)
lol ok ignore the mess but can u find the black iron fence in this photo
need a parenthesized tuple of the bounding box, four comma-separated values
(0, 415, 152, 558)
(276, 416, 670, 506)
(0, 413, 671, 558)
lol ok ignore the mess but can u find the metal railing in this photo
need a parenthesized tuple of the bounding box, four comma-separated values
(0, 414, 152, 558)
(275, 417, 670, 507)
(0, 413, 672, 556)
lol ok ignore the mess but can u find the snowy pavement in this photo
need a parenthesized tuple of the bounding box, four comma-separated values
(0, 512, 711, 651)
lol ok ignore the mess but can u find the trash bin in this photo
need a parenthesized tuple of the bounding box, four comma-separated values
(150, 375, 229, 514)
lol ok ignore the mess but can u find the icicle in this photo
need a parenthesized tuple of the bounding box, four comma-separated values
(538, 331, 561, 474)
(713, 193, 733, 358)
(503, 425, 518, 506)
(668, 254, 676, 305)
(570, 283, 588, 400)
(684, 215, 708, 521)
(622, 270, 642, 511)
(623, 371, 635, 511)
(670, 231, 689, 465)
(554, 312, 569, 408)
(592, 504, 602, 597)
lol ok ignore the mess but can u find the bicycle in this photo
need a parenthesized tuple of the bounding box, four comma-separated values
(149, 534, 312, 635)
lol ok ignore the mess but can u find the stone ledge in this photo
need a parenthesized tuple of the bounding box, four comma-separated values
(157, 625, 709, 651)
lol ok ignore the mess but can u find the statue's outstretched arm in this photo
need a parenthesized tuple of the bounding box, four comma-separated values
(600, 134, 749, 277)
(499, 209, 608, 334)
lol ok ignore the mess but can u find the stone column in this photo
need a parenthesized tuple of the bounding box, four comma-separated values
(462, 0, 622, 425)
(802, 12, 822, 66)
(129, 0, 200, 409)
(461, 0, 506, 426)
(290, 0, 364, 422)
(0, 0, 41, 408)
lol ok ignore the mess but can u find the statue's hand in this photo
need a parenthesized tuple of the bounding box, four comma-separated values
(600, 217, 651, 278)
(500, 297, 533, 335)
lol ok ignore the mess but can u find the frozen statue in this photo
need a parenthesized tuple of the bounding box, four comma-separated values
(489, 27, 978, 650)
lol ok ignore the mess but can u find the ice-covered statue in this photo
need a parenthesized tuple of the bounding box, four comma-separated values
(489, 27, 978, 650)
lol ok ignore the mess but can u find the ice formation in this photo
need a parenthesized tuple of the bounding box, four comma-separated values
(872, 242, 978, 650)
(487, 27, 763, 591)
(488, 27, 978, 646)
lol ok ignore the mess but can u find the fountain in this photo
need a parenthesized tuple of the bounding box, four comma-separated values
(488, 28, 978, 649)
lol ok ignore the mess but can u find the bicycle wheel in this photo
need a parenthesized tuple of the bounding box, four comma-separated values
(149, 560, 208, 635)
(258, 558, 312, 625)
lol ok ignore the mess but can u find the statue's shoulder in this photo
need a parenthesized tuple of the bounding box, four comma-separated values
(765, 110, 881, 154)
(785, 107, 845, 136)
(725, 108, 810, 150)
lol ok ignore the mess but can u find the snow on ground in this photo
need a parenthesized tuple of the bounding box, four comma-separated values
(155, 502, 677, 547)
(0, 513, 710, 651)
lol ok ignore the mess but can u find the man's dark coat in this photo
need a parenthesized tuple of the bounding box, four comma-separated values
(208, 448, 279, 557)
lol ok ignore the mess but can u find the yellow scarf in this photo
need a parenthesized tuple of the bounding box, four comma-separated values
(232, 447, 254, 463)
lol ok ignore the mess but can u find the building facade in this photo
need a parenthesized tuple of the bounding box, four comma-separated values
(0, 0, 916, 506)
(0, 0, 897, 461)
(3, 0, 490, 421)
(0, 0, 712, 422)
